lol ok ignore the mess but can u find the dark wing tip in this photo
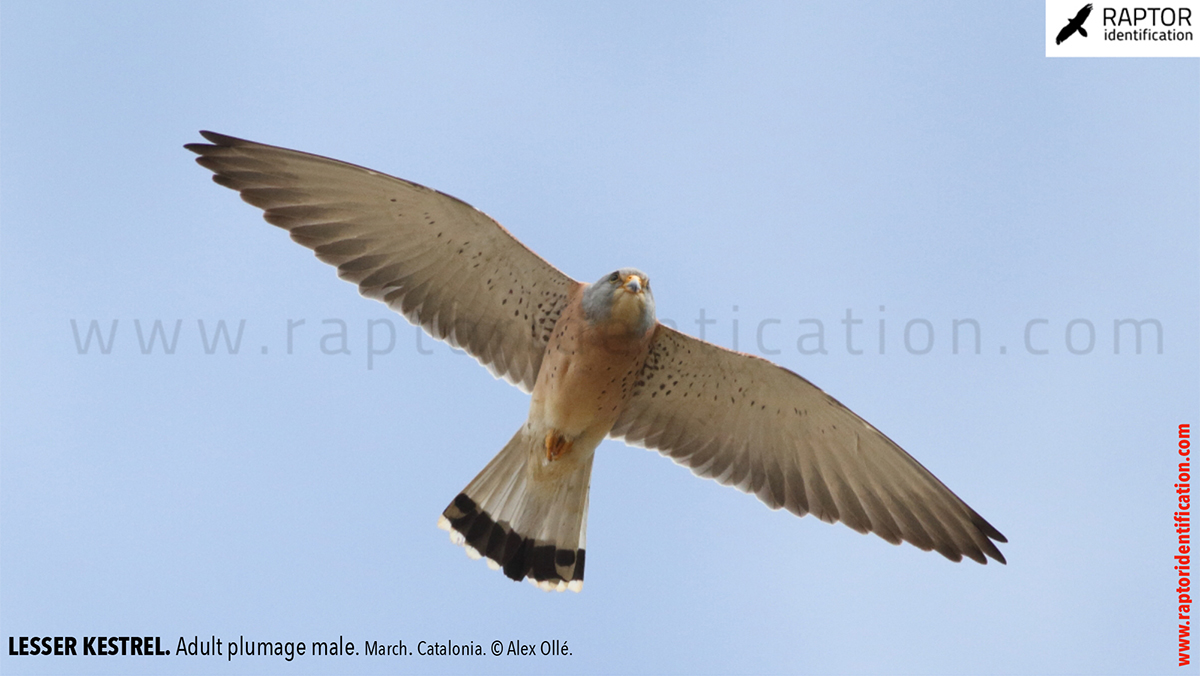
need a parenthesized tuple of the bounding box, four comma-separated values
(185, 131, 251, 155)
(980, 544, 1007, 565)
(198, 130, 246, 146)
(972, 511, 1007, 544)
(977, 527, 1007, 565)
(968, 509, 1008, 563)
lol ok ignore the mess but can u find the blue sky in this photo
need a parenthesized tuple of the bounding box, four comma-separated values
(2, 2, 1197, 674)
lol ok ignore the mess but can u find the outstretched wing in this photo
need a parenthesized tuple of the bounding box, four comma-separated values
(609, 325, 1007, 564)
(186, 131, 577, 392)
(1074, 3, 1093, 23)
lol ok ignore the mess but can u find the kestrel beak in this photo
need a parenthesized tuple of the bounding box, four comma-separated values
(622, 274, 643, 294)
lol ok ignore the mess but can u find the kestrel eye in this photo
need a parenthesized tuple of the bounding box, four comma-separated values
(609, 272, 619, 283)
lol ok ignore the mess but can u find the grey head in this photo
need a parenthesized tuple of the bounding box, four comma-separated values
(581, 267, 657, 336)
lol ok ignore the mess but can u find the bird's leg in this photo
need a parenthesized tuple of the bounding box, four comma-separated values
(545, 430, 573, 462)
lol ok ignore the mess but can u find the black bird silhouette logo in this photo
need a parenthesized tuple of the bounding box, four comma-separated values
(1056, 3, 1093, 44)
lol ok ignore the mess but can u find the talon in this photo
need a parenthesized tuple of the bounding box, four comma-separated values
(544, 431, 572, 461)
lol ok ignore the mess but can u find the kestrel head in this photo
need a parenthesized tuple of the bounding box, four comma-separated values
(582, 267, 656, 336)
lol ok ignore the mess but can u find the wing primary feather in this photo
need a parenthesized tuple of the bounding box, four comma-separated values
(187, 131, 577, 396)
(610, 324, 1006, 564)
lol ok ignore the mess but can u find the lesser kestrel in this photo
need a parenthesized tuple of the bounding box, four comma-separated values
(186, 131, 1006, 592)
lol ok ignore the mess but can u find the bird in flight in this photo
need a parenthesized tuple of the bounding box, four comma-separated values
(1056, 3, 1093, 44)
(186, 131, 1007, 591)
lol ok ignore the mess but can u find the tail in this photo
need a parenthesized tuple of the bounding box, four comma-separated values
(438, 425, 594, 592)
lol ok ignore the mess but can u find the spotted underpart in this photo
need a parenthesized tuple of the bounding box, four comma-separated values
(440, 494, 585, 589)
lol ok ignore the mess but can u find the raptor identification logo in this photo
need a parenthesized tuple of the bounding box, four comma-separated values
(1046, 0, 1200, 55)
